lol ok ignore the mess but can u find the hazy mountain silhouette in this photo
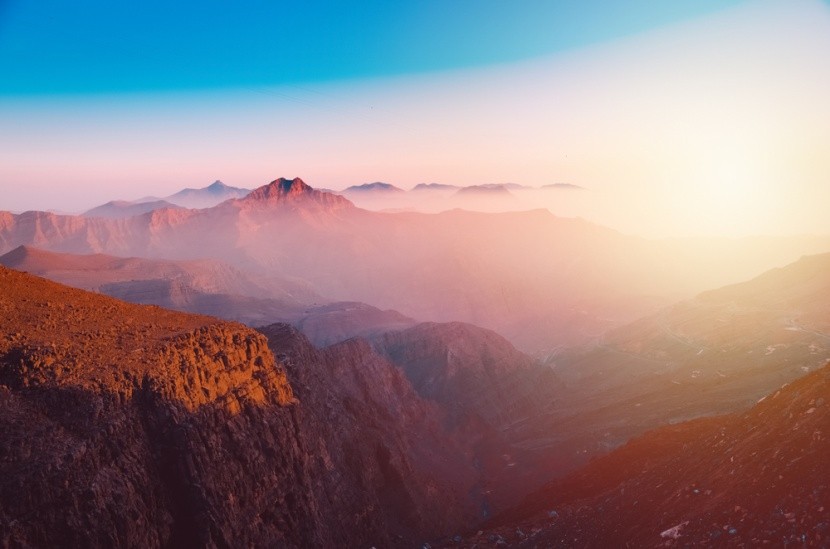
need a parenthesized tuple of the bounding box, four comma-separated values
(165, 180, 250, 208)
(2, 177, 830, 355)
(514, 252, 830, 476)
(83, 199, 184, 219)
(343, 182, 406, 193)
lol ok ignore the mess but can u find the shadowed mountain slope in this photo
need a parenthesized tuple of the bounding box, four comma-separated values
(536, 253, 830, 465)
(0, 268, 483, 546)
(461, 361, 830, 547)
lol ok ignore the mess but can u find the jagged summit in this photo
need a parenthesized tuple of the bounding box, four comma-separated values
(247, 177, 313, 200)
(241, 177, 354, 210)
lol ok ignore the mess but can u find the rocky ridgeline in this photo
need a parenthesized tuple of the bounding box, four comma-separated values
(0, 267, 317, 546)
(239, 177, 353, 211)
(0, 267, 491, 547)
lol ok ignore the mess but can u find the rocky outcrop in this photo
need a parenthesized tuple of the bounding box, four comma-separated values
(260, 324, 483, 541)
(0, 266, 324, 547)
(0, 267, 490, 547)
(239, 177, 353, 211)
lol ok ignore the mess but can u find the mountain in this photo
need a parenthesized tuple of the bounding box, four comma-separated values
(455, 184, 515, 196)
(2, 177, 830, 354)
(376, 322, 552, 428)
(374, 322, 566, 510)
(83, 199, 183, 219)
(293, 301, 417, 347)
(512, 252, 830, 476)
(0, 246, 426, 347)
(543, 183, 584, 190)
(0, 245, 320, 304)
(0, 266, 308, 546)
(343, 182, 405, 194)
(0, 267, 489, 546)
(0, 245, 322, 329)
(82, 181, 250, 219)
(239, 176, 352, 211)
(164, 180, 250, 208)
(464, 360, 830, 547)
(411, 183, 460, 192)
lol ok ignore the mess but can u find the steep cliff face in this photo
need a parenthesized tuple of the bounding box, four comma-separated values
(0, 267, 491, 547)
(373, 322, 572, 513)
(0, 266, 329, 547)
(260, 324, 483, 541)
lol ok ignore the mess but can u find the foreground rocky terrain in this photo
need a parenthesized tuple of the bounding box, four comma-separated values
(3, 224, 830, 546)
(0, 267, 483, 546)
(3, 265, 597, 547)
(452, 360, 830, 547)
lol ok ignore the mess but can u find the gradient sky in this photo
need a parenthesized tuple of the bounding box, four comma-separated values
(1, 0, 829, 237)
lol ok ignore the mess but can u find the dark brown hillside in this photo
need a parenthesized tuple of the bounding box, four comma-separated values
(533, 252, 830, 476)
(0, 267, 479, 547)
(0, 266, 316, 547)
(452, 361, 830, 547)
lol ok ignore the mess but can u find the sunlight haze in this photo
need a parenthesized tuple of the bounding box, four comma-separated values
(1, 0, 828, 237)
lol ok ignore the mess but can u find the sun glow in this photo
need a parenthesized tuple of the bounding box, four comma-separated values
(699, 147, 771, 225)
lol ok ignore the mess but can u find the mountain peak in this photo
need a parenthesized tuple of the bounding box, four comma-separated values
(241, 177, 353, 210)
(165, 180, 251, 208)
(206, 180, 228, 191)
(0, 245, 38, 265)
(245, 177, 313, 200)
(344, 182, 405, 193)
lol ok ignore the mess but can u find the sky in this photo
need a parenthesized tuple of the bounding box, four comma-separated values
(1, 0, 829, 237)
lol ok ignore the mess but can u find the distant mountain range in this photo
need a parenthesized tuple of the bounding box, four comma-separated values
(343, 181, 405, 193)
(83, 180, 251, 218)
(0, 245, 416, 348)
(411, 183, 460, 192)
(455, 184, 515, 196)
(164, 179, 251, 208)
(84, 199, 184, 219)
(4, 176, 830, 354)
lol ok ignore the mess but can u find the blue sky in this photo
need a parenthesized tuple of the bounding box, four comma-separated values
(0, 0, 745, 95)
